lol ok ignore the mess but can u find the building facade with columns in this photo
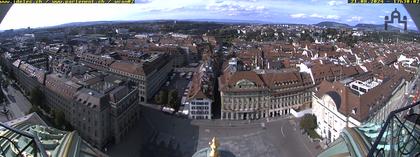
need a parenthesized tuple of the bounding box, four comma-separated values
(219, 69, 314, 120)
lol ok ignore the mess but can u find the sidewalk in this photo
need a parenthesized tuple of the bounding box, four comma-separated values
(140, 102, 161, 110)
(1, 85, 32, 119)
(1, 86, 24, 119)
(191, 115, 291, 127)
(140, 101, 294, 127)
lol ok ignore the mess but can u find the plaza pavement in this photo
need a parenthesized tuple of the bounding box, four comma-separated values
(195, 117, 321, 157)
(108, 105, 322, 157)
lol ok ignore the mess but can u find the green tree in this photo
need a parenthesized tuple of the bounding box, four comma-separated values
(168, 90, 179, 111)
(0, 83, 5, 103)
(30, 88, 44, 108)
(159, 90, 168, 105)
(43, 105, 51, 113)
(154, 94, 161, 104)
(40, 37, 50, 43)
(300, 114, 318, 131)
(53, 110, 66, 129)
(8, 69, 15, 80)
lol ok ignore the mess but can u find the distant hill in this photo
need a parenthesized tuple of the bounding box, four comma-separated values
(56, 21, 129, 27)
(315, 21, 414, 32)
(315, 21, 350, 28)
(48, 19, 267, 29)
(6, 19, 414, 32)
(354, 23, 401, 31)
(183, 19, 271, 24)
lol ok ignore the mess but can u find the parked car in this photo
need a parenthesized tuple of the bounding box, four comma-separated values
(161, 106, 175, 114)
(175, 111, 188, 118)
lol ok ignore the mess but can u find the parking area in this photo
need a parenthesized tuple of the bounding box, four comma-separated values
(164, 71, 192, 99)
(152, 70, 195, 113)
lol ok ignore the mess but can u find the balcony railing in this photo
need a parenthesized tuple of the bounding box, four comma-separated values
(0, 122, 48, 157)
(367, 101, 420, 157)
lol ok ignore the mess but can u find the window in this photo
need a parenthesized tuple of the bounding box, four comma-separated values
(352, 108, 357, 115)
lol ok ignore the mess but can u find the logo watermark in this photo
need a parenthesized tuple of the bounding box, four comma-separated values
(384, 8, 407, 31)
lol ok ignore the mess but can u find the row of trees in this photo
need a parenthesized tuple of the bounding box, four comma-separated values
(154, 89, 180, 111)
(29, 88, 71, 130)
(0, 65, 69, 129)
(29, 88, 49, 112)
(0, 83, 5, 104)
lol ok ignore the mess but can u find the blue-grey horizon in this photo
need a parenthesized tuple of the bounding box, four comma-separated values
(0, 0, 417, 31)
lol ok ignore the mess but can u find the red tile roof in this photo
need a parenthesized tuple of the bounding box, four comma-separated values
(110, 61, 144, 75)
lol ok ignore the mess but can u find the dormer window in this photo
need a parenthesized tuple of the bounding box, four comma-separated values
(235, 79, 256, 88)
(352, 107, 357, 115)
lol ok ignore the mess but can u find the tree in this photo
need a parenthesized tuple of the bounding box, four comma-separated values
(30, 88, 44, 108)
(8, 69, 15, 80)
(40, 37, 50, 43)
(168, 90, 179, 111)
(53, 110, 66, 129)
(300, 114, 321, 139)
(300, 114, 317, 131)
(0, 83, 5, 103)
(159, 90, 168, 105)
(43, 104, 51, 113)
(154, 94, 161, 104)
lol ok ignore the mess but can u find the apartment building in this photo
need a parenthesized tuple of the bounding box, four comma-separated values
(313, 70, 412, 143)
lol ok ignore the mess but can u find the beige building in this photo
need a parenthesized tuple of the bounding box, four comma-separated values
(108, 86, 140, 143)
(108, 53, 173, 102)
(187, 63, 214, 119)
(219, 70, 313, 120)
(37, 71, 141, 149)
(72, 88, 111, 148)
(80, 52, 174, 102)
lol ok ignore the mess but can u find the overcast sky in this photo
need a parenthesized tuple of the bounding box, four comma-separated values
(0, 0, 417, 30)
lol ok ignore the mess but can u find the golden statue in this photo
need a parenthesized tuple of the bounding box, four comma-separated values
(209, 137, 219, 157)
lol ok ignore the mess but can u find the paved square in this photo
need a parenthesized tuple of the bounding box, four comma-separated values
(109, 106, 322, 157)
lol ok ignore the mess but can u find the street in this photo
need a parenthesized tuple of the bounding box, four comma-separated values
(0, 84, 32, 121)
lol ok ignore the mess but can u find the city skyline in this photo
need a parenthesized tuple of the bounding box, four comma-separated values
(0, 0, 418, 31)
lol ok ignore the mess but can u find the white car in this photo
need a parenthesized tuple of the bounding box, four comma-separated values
(161, 106, 175, 114)
(175, 110, 189, 117)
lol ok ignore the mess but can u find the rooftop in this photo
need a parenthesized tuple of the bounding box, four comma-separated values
(0, 113, 107, 157)
(348, 77, 383, 95)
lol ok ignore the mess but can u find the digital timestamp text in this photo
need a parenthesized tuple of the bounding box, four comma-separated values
(0, 0, 133, 3)
(349, 0, 420, 3)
